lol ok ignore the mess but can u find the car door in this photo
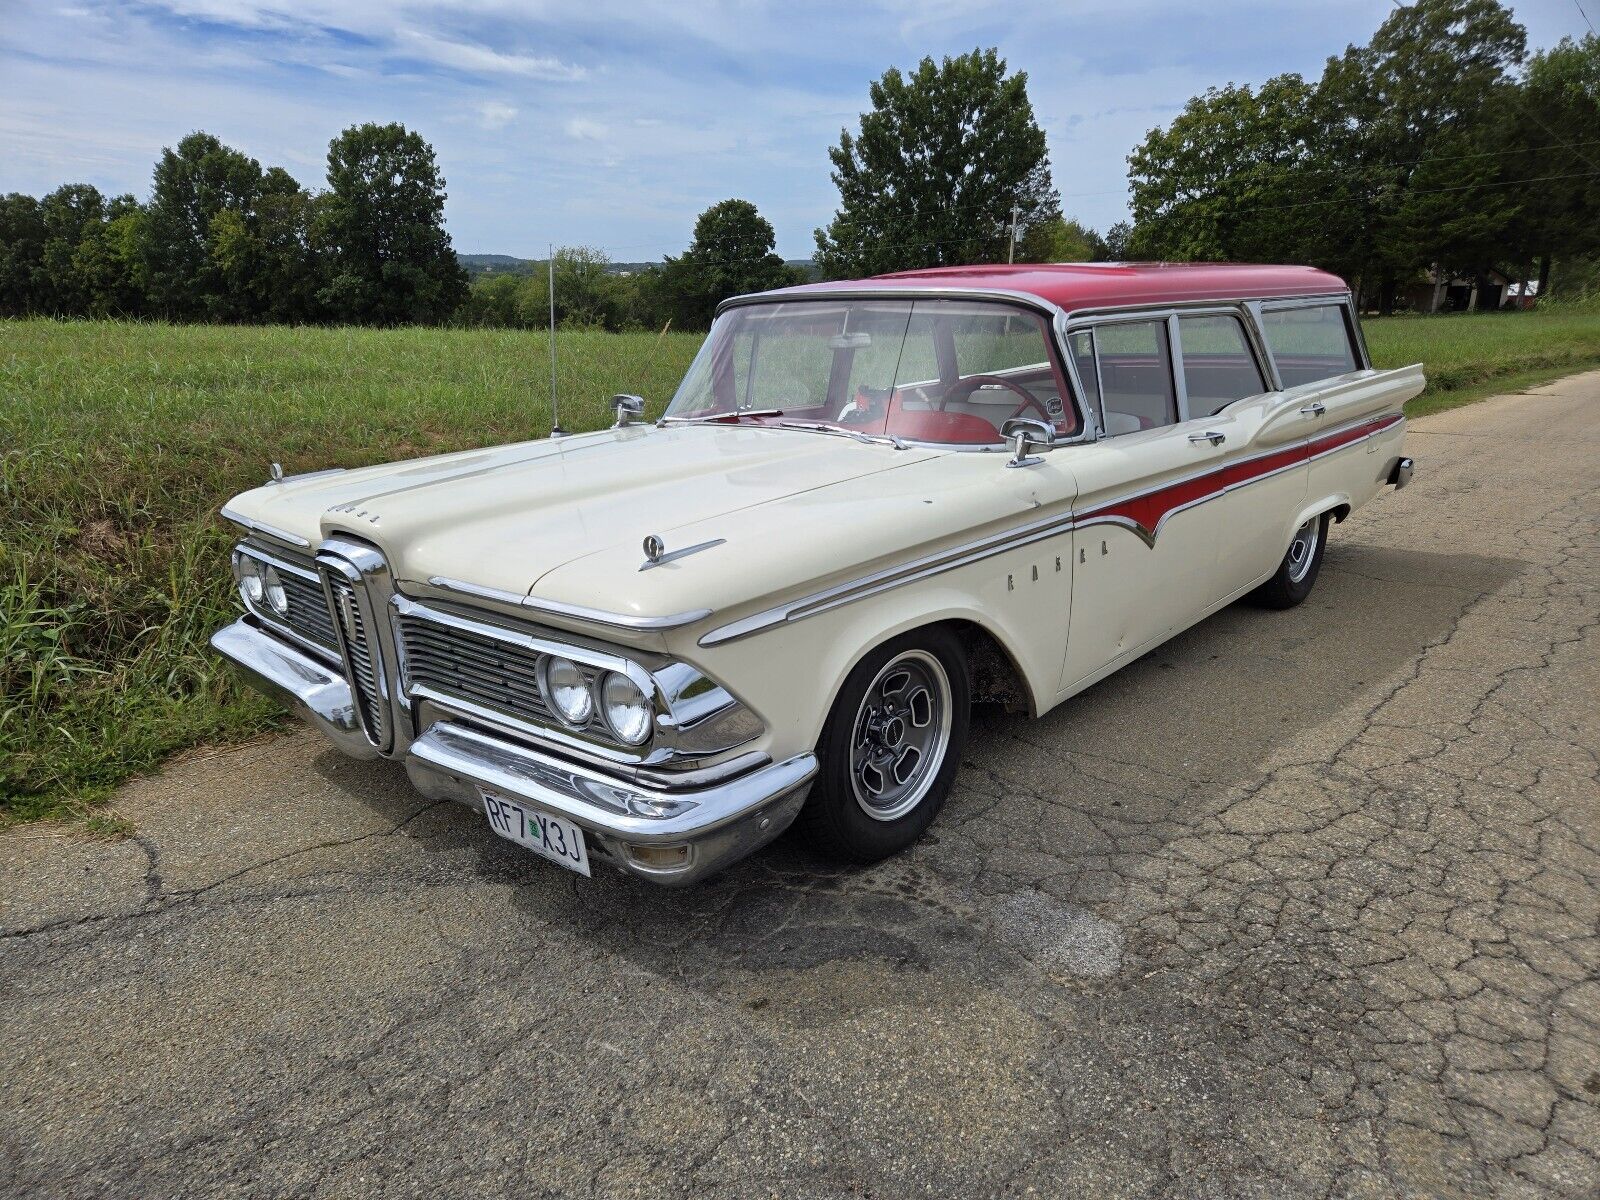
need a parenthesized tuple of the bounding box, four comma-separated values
(1169, 309, 1308, 598)
(1059, 315, 1229, 691)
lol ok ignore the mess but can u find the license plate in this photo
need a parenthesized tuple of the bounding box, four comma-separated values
(480, 790, 591, 876)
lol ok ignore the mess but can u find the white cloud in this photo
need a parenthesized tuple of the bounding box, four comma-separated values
(394, 28, 586, 79)
(564, 116, 608, 142)
(476, 99, 518, 129)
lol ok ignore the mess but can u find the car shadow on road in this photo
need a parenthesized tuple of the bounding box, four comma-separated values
(338, 541, 1525, 1011)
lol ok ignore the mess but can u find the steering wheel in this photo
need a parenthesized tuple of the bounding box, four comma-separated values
(935, 374, 1052, 423)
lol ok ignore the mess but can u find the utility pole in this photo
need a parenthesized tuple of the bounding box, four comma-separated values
(548, 242, 564, 437)
(1008, 205, 1020, 264)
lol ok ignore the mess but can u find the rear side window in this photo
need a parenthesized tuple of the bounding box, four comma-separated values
(1093, 320, 1178, 435)
(1261, 305, 1359, 388)
(1177, 314, 1266, 417)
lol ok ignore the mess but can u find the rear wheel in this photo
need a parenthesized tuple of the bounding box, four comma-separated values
(1251, 513, 1330, 609)
(798, 628, 971, 862)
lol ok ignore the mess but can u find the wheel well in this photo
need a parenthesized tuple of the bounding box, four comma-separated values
(943, 620, 1031, 714)
(1329, 503, 1351, 524)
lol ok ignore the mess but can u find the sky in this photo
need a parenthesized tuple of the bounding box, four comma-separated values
(2, 0, 1593, 260)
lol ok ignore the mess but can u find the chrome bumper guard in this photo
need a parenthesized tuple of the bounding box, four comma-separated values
(211, 619, 816, 885)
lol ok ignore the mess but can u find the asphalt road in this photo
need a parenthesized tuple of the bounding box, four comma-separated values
(4, 372, 1599, 1199)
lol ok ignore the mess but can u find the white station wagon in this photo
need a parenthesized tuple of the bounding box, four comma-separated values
(214, 263, 1418, 885)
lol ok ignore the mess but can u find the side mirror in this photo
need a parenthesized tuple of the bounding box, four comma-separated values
(611, 394, 646, 428)
(1001, 417, 1056, 468)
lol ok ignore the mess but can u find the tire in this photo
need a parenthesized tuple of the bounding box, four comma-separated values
(1251, 512, 1331, 609)
(797, 626, 971, 863)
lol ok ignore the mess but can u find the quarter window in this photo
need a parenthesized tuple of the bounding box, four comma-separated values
(1261, 304, 1359, 388)
(1177, 314, 1266, 417)
(1091, 319, 1178, 435)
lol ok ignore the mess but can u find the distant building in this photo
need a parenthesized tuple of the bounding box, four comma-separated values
(1403, 266, 1536, 313)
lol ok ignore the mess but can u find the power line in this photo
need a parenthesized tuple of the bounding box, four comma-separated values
(1575, 0, 1596, 36)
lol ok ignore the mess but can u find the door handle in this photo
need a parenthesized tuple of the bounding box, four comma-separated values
(1299, 401, 1326, 416)
(1188, 430, 1226, 446)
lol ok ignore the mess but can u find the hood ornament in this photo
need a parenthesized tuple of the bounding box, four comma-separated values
(639, 534, 727, 572)
(269, 461, 284, 483)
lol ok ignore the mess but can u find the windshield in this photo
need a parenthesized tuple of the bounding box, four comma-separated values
(664, 298, 1081, 445)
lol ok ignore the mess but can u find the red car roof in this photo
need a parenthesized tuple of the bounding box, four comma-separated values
(773, 262, 1349, 313)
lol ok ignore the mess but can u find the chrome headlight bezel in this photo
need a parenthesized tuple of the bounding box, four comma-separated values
(599, 670, 652, 746)
(262, 565, 289, 615)
(235, 552, 265, 606)
(539, 655, 595, 728)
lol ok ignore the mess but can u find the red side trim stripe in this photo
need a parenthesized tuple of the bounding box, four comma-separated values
(1077, 413, 1402, 543)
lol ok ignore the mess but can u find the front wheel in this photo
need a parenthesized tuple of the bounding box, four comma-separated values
(798, 627, 971, 863)
(1251, 512, 1330, 609)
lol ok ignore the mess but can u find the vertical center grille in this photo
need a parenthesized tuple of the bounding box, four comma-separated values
(317, 541, 394, 753)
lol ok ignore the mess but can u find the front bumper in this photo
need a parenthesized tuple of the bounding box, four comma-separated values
(211, 619, 816, 885)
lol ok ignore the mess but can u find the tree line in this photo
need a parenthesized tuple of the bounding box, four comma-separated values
(3, 0, 1595, 329)
(1124, 3, 1599, 309)
(1, 123, 468, 325)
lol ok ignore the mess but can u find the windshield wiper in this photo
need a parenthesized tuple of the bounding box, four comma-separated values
(660, 408, 784, 426)
(777, 420, 907, 450)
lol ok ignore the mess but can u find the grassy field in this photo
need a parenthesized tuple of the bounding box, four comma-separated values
(4, 306, 1598, 823)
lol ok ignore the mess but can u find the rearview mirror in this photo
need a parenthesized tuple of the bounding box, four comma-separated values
(611, 394, 646, 428)
(1001, 417, 1056, 468)
(827, 332, 872, 350)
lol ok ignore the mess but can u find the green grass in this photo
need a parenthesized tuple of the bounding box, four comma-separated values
(1364, 305, 1600, 416)
(1, 321, 702, 824)
(3, 306, 1597, 824)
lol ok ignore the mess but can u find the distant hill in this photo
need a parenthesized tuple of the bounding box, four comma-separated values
(458, 254, 538, 277)
(460, 252, 816, 280)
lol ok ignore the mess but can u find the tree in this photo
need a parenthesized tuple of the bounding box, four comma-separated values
(814, 49, 1058, 278)
(316, 122, 468, 325)
(1017, 216, 1104, 263)
(1507, 34, 1600, 296)
(0, 194, 46, 315)
(1318, 0, 1527, 307)
(139, 131, 267, 320)
(1127, 74, 1358, 271)
(1100, 221, 1133, 261)
(72, 195, 145, 317)
(1124, 0, 1532, 309)
(657, 199, 799, 329)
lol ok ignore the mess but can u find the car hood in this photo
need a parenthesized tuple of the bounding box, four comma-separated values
(224, 425, 955, 604)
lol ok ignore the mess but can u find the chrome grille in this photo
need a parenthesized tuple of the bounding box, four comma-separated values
(277, 569, 338, 650)
(319, 553, 391, 751)
(398, 611, 579, 729)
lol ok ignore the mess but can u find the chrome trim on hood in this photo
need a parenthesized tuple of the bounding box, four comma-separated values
(427, 575, 713, 632)
(219, 504, 312, 549)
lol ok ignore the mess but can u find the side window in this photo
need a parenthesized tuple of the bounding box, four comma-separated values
(1177, 314, 1266, 417)
(1093, 319, 1178, 435)
(1068, 330, 1100, 416)
(1261, 304, 1359, 388)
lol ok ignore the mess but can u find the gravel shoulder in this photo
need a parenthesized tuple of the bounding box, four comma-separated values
(3, 372, 1598, 1198)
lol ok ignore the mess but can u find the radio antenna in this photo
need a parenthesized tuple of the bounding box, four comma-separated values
(548, 242, 565, 437)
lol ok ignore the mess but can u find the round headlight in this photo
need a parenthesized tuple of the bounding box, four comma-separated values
(237, 556, 264, 606)
(262, 565, 288, 615)
(540, 656, 593, 726)
(601, 672, 652, 745)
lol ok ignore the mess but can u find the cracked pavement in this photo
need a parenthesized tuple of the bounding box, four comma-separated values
(3, 372, 1598, 1198)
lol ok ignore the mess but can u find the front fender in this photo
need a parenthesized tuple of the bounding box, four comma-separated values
(669, 532, 1074, 760)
